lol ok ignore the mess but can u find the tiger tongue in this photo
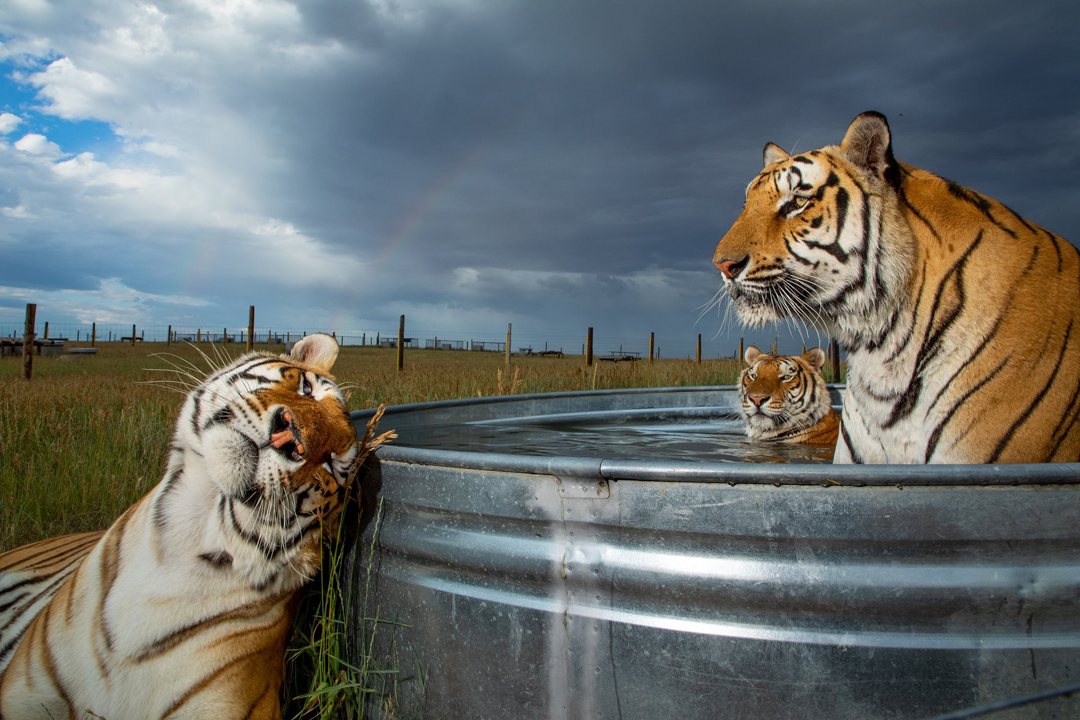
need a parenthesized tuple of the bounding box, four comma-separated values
(270, 430, 294, 449)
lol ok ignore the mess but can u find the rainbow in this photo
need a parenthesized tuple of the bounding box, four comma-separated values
(329, 115, 525, 333)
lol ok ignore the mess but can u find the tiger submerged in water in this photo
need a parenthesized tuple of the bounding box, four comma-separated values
(0, 334, 366, 719)
(712, 111, 1080, 464)
(739, 346, 840, 450)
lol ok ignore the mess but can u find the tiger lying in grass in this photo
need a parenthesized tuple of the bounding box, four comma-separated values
(738, 345, 840, 449)
(0, 334, 381, 720)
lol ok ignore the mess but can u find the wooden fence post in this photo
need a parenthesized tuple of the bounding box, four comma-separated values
(586, 327, 593, 367)
(505, 323, 512, 370)
(648, 332, 654, 363)
(738, 337, 744, 362)
(167, 325, 172, 347)
(22, 303, 36, 380)
(43, 321, 49, 340)
(247, 306, 255, 352)
(696, 334, 701, 363)
(92, 322, 97, 347)
(397, 315, 405, 372)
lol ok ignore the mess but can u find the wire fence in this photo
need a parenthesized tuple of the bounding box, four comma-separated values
(0, 319, 840, 363)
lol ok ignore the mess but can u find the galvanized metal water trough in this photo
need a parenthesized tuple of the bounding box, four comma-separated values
(347, 387, 1080, 720)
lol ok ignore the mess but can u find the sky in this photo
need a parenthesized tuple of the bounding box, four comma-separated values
(1, 0, 1078, 357)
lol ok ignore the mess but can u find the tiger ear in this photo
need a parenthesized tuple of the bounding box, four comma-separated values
(288, 333, 339, 375)
(803, 347, 827, 372)
(763, 143, 789, 168)
(840, 111, 897, 186)
(744, 345, 763, 365)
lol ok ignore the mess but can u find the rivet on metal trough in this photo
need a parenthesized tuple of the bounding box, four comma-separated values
(557, 477, 611, 499)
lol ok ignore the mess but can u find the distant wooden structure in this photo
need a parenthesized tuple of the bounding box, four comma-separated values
(598, 350, 640, 363)
(1, 338, 67, 357)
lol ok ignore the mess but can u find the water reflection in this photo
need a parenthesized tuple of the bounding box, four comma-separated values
(393, 410, 833, 464)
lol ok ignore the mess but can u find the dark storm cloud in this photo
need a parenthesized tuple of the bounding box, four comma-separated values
(1, 0, 1077, 347)
(0, 230, 102, 292)
(269, 0, 1080, 279)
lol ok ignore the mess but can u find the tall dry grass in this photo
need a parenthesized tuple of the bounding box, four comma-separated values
(1, 342, 742, 552)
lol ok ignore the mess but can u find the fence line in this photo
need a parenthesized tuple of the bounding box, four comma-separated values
(1, 317, 842, 365)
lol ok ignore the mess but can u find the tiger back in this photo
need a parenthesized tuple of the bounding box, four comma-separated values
(739, 345, 840, 449)
(712, 111, 1080, 464)
(0, 333, 361, 720)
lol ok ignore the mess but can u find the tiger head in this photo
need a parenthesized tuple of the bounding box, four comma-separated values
(739, 345, 831, 439)
(711, 112, 916, 348)
(162, 333, 360, 586)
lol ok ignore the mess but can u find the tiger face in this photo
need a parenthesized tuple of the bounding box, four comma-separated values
(712, 114, 915, 349)
(739, 346, 832, 440)
(159, 333, 360, 586)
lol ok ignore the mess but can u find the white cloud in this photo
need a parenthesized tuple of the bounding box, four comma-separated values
(0, 278, 212, 326)
(135, 140, 182, 158)
(219, 216, 368, 291)
(13, 132, 62, 157)
(1, 204, 33, 219)
(0, 113, 21, 134)
(0, 32, 50, 62)
(452, 266, 705, 302)
(27, 57, 119, 120)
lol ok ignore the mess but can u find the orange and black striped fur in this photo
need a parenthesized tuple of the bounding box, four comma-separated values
(713, 112, 1080, 464)
(0, 333, 360, 719)
(739, 346, 840, 449)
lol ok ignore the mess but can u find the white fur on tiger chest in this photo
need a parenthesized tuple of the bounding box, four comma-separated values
(838, 344, 958, 464)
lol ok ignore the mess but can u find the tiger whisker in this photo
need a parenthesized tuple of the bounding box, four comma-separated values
(136, 379, 198, 395)
(189, 341, 225, 374)
(152, 349, 207, 379)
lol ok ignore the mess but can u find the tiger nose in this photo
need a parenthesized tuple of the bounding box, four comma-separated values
(748, 394, 769, 407)
(714, 255, 749, 279)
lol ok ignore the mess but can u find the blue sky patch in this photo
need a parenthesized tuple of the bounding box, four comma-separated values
(0, 58, 120, 159)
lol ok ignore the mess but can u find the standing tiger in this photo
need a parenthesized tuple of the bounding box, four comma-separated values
(712, 111, 1080, 464)
(0, 334, 361, 719)
(739, 346, 840, 449)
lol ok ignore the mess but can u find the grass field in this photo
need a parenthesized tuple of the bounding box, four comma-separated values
(0, 341, 746, 553)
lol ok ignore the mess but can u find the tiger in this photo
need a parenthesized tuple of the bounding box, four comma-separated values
(712, 111, 1080, 464)
(738, 345, 840, 449)
(0, 333, 363, 720)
